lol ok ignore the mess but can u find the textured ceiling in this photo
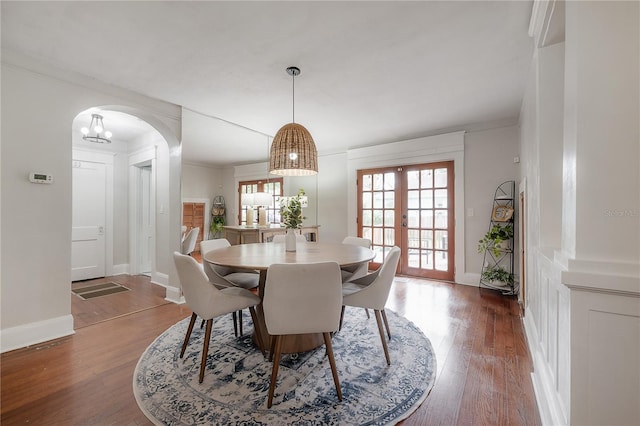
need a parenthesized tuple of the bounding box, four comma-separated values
(1, 1, 533, 166)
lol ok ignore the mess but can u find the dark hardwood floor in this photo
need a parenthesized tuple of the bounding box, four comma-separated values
(71, 274, 169, 329)
(1, 272, 540, 425)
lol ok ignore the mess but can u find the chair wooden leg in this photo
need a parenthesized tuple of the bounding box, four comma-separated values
(199, 319, 213, 383)
(323, 332, 343, 401)
(248, 307, 266, 358)
(374, 310, 391, 365)
(269, 335, 276, 362)
(238, 310, 243, 336)
(339, 305, 345, 330)
(180, 313, 198, 358)
(200, 319, 205, 329)
(232, 312, 238, 337)
(381, 309, 391, 340)
(365, 308, 370, 319)
(267, 335, 283, 408)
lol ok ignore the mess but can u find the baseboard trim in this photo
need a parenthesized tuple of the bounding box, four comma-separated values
(151, 271, 168, 287)
(458, 272, 481, 287)
(524, 309, 568, 426)
(0, 315, 75, 353)
(164, 286, 184, 304)
(112, 263, 129, 275)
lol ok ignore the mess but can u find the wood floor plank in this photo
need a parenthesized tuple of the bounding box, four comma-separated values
(1, 275, 540, 426)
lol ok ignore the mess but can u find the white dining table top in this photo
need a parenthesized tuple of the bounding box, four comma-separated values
(203, 242, 375, 271)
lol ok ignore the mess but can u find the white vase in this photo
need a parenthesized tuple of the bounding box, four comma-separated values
(285, 228, 297, 252)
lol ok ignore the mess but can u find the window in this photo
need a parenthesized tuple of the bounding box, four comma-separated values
(238, 178, 283, 225)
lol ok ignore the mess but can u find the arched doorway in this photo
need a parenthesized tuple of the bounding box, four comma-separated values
(70, 107, 181, 327)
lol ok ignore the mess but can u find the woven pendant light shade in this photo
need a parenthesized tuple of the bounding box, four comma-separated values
(269, 122, 318, 176)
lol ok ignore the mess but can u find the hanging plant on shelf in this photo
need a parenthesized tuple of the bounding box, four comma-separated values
(210, 216, 225, 236)
(280, 189, 306, 229)
(481, 265, 514, 286)
(477, 224, 514, 257)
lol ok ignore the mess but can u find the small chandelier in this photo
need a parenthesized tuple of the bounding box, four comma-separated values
(269, 66, 318, 176)
(81, 114, 112, 144)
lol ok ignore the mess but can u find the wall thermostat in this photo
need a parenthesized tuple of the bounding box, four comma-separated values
(29, 172, 53, 184)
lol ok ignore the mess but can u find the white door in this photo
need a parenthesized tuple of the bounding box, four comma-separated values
(72, 160, 106, 281)
(139, 166, 153, 274)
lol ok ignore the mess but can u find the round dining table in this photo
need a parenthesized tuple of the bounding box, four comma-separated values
(204, 241, 375, 353)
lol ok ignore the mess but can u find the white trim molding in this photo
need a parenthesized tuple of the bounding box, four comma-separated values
(0, 315, 74, 354)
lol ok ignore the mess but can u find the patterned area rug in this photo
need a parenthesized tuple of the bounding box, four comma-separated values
(133, 308, 436, 425)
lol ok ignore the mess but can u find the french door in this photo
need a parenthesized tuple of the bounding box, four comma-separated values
(357, 161, 455, 281)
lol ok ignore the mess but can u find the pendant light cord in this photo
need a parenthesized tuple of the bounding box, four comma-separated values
(292, 72, 296, 123)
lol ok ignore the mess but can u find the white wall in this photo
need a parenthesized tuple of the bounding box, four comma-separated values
(463, 126, 520, 275)
(317, 153, 349, 243)
(521, 2, 640, 425)
(0, 54, 183, 352)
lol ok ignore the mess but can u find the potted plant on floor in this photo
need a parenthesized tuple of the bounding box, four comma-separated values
(477, 223, 514, 257)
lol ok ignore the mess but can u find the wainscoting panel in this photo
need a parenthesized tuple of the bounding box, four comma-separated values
(525, 248, 570, 426)
(571, 291, 640, 426)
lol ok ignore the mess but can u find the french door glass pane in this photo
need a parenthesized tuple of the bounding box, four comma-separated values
(362, 192, 372, 209)
(421, 250, 434, 269)
(384, 191, 394, 208)
(434, 168, 447, 187)
(373, 192, 383, 208)
(421, 170, 433, 188)
(363, 227, 372, 241)
(407, 210, 419, 228)
(435, 210, 448, 228)
(363, 174, 372, 191)
(407, 229, 419, 248)
(384, 173, 395, 190)
(384, 210, 394, 226)
(373, 210, 383, 226)
(434, 189, 447, 208)
(421, 210, 433, 228)
(362, 210, 372, 226)
(435, 230, 448, 249)
(408, 248, 419, 267)
(421, 189, 433, 209)
(435, 250, 448, 271)
(421, 230, 433, 248)
(384, 228, 395, 245)
(373, 174, 383, 190)
(408, 190, 419, 208)
(407, 170, 419, 189)
(373, 227, 383, 245)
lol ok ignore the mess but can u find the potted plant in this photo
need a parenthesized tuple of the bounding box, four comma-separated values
(279, 189, 306, 251)
(477, 224, 514, 257)
(481, 265, 514, 287)
(210, 216, 225, 237)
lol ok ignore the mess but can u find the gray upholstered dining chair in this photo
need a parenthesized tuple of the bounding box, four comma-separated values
(263, 261, 343, 408)
(173, 252, 265, 383)
(340, 236, 372, 282)
(200, 238, 259, 336)
(340, 246, 401, 365)
(181, 227, 200, 256)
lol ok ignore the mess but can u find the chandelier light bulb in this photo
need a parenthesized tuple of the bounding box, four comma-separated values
(82, 113, 112, 143)
(289, 152, 298, 160)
